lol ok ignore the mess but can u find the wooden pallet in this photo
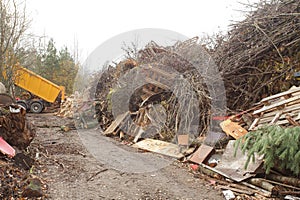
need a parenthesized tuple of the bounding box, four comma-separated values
(249, 86, 300, 130)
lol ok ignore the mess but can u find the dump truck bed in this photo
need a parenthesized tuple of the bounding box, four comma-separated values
(14, 66, 63, 103)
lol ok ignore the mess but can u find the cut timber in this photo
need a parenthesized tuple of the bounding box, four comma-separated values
(177, 134, 189, 146)
(249, 118, 260, 130)
(220, 119, 248, 139)
(286, 114, 300, 126)
(142, 86, 158, 96)
(147, 65, 177, 80)
(189, 144, 214, 164)
(249, 178, 276, 194)
(254, 95, 300, 115)
(270, 112, 282, 124)
(104, 112, 130, 135)
(218, 185, 254, 195)
(144, 77, 169, 90)
(266, 174, 300, 187)
(260, 86, 300, 104)
(132, 138, 184, 159)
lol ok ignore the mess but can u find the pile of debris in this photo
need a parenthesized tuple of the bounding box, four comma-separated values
(71, 1, 300, 199)
(208, 0, 300, 110)
(0, 96, 35, 150)
(55, 95, 75, 118)
(0, 93, 45, 198)
(94, 39, 212, 144)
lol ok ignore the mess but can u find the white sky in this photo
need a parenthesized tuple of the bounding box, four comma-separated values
(26, 0, 256, 61)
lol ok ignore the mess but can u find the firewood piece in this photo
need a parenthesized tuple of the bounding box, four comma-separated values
(249, 178, 276, 194)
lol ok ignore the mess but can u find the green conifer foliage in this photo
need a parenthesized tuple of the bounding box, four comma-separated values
(235, 125, 300, 176)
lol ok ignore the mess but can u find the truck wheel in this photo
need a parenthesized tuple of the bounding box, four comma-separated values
(30, 102, 43, 113)
(17, 102, 27, 110)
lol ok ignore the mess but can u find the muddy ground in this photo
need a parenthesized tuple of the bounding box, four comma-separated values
(28, 113, 224, 200)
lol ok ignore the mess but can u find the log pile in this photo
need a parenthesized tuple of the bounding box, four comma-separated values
(208, 0, 300, 111)
(55, 95, 75, 118)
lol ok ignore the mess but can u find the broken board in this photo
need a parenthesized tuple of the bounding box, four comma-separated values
(189, 144, 214, 164)
(132, 138, 184, 159)
(104, 111, 130, 135)
(220, 119, 248, 139)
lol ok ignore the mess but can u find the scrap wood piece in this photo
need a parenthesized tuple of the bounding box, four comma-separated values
(104, 111, 130, 135)
(249, 118, 260, 130)
(189, 144, 214, 164)
(249, 178, 276, 195)
(132, 138, 184, 159)
(219, 185, 254, 195)
(259, 86, 300, 104)
(261, 103, 300, 118)
(241, 182, 272, 198)
(266, 174, 300, 188)
(270, 112, 282, 124)
(285, 114, 300, 126)
(215, 140, 263, 182)
(177, 134, 189, 146)
(220, 119, 248, 139)
(0, 137, 15, 157)
(253, 95, 300, 115)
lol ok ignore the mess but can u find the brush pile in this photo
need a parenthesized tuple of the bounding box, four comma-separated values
(93, 38, 214, 143)
(208, 0, 300, 111)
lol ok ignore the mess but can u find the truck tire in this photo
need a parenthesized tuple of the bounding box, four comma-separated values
(17, 102, 27, 110)
(30, 102, 43, 113)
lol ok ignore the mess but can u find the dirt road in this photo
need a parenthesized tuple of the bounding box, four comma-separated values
(28, 114, 223, 200)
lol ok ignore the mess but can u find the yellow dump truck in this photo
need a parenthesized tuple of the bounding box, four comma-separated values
(13, 64, 65, 113)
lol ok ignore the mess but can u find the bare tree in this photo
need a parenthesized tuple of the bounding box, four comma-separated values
(0, 0, 30, 94)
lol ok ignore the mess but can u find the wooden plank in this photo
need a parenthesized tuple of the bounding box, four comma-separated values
(270, 112, 282, 124)
(249, 118, 260, 130)
(253, 95, 300, 115)
(259, 111, 299, 124)
(189, 144, 214, 164)
(133, 127, 144, 143)
(142, 86, 158, 96)
(218, 185, 254, 195)
(132, 138, 184, 159)
(220, 119, 248, 139)
(147, 65, 177, 80)
(104, 112, 130, 135)
(260, 102, 300, 118)
(177, 134, 189, 146)
(286, 114, 300, 126)
(259, 86, 300, 104)
(256, 115, 300, 128)
(144, 77, 169, 90)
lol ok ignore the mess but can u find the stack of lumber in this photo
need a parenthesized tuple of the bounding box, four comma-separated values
(249, 86, 300, 130)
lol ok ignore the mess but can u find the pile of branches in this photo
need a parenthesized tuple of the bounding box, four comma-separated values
(209, 0, 300, 111)
(93, 38, 212, 142)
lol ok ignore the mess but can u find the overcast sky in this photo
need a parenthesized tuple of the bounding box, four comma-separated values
(26, 0, 257, 62)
